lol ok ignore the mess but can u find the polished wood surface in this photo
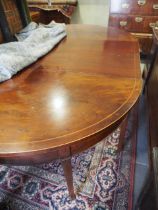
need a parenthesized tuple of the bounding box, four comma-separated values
(0, 25, 141, 164)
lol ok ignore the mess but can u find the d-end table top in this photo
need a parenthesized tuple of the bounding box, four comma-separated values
(0, 25, 142, 160)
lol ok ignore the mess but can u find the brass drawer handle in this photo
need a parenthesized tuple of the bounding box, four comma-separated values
(149, 22, 156, 28)
(153, 4, 158, 10)
(120, 21, 128, 27)
(135, 17, 143, 22)
(122, 3, 129, 9)
(137, 0, 146, 6)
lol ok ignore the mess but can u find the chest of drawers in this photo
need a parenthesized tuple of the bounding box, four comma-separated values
(109, 0, 158, 54)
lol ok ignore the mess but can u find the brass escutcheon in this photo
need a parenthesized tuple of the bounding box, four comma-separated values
(137, 0, 146, 6)
(120, 21, 128, 26)
(149, 22, 156, 28)
(135, 17, 143, 22)
(153, 4, 158, 10)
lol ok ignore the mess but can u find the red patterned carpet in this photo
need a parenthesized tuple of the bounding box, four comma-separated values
(0, 109, 137, 210)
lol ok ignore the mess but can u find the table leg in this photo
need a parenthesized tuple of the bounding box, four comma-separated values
(118, 116, 128, 152)
(61, 157, 76, 200)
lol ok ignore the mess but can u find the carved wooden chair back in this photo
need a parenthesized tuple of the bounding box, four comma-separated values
(0, 0, 31, 43)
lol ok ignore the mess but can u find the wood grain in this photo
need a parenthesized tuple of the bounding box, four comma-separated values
(0, 25, 142, 164)
(109, 15, 158, 34)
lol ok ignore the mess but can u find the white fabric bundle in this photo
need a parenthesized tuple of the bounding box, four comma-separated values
(0, 21, 66, 83)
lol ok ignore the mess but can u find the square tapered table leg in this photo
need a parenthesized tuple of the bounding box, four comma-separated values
(61, 157, 76, 200)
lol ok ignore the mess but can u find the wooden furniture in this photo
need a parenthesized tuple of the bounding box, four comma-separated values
(30, 11, 41, 23)
(0, 25, 141, 199)
(27, 0, 77, 24)
(147, 27, 158, 149)
(0, 0, 31, 43)
(138, 26, 158, 210)
(143, 27, 158, 93)
(109, 0, 158, 56)
(35, 9, 71, 24)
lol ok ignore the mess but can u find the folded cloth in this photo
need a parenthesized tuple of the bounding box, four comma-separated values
(0, 21, 66, 83)
(15, 21, 65, 41)
(15, 21, 38, 41)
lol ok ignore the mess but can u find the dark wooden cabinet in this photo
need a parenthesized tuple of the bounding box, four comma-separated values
(109, 0, 158, 54)
(136, 29, 158, 210)
(28, 1, 78, 25)
(30, 10, 71, 24)
(147, 28, 158, 149)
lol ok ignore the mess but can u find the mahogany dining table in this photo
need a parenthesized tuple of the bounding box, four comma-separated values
(0, 25, 142, 199)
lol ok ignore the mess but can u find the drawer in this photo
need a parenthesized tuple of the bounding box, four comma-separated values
(109, 15, 158, 33)
(110, 0, 158, 15)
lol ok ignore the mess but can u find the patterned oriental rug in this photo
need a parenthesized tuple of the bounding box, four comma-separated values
(0, 109, 137, 210)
